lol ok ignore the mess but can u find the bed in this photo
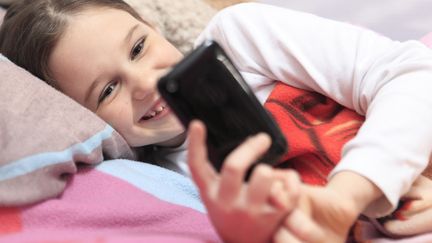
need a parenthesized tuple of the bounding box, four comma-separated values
(1, 1, 432, 242)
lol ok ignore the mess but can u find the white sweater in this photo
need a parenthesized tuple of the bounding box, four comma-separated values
(164, 3, 432, 217)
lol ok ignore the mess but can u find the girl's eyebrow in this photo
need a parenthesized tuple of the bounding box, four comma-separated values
(84, 76, 103, 104)
(124, 24, 139, 47)
(83, 24, 140, 104)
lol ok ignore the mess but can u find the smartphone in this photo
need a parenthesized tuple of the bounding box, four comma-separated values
(157, 40, 287, 171)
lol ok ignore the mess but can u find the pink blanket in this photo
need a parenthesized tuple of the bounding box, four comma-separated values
(0, 160, 221, 242)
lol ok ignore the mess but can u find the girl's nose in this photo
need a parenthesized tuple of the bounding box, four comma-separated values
(129, 67, 167, 101)
(132, 88, 148, 100)
(131, 77, 156, 100)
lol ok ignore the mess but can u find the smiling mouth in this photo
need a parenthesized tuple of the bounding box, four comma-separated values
(141, 103, 167, 121)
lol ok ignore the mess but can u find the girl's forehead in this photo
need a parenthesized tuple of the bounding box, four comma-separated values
(60, 7, 148, 49)
(64, 6, 153, 38)
(69, 7, 137, 27)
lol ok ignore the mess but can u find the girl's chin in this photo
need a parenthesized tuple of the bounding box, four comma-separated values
(127, 131, 185, 148)
(156, 131, 187, 148)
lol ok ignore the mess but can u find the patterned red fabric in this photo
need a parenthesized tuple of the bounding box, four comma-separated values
(0, 207, 22, 234)
(264, 82, 364, 185)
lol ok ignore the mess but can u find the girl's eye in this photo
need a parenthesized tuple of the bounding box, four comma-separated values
(131, 38, 145, 60)
(98, 82, 118, 104)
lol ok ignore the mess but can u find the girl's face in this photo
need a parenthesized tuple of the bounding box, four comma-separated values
(48, 7, 185, 147)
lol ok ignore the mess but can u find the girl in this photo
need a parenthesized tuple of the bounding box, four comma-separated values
(1, 0, 432, 242)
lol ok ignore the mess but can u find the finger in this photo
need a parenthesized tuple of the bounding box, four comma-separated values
(384, 208, 432, 236)
(269, 170, 301, 211)
(269, 180, 287, 210)
(284, 209, 325, 242)
(411, 175, 432, 187)
(187, 120, 218, 192)
(403, 176, 432, 200)
(400, 177, 432, 219)
(395, 199, 432, 219)
(273, 227, 302, 243)
(401, 186, 423, 200)
(218, 133, 271, 203)
(246, 164, 273, 208)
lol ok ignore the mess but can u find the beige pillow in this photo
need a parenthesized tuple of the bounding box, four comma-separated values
(125, 0, 216, 53)
(204, 0, 251, 10)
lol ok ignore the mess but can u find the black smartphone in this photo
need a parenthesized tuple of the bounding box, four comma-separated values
(157, 40, 287, 171)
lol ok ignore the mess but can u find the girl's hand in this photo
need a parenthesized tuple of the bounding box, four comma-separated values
(187, 120, 301, 243)
(274, 170, 378, 243)
(383, 175, 432, 236)
(274, 185, 357, 243)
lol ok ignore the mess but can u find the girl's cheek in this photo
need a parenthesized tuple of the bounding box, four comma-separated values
(98, 102, 129, 128)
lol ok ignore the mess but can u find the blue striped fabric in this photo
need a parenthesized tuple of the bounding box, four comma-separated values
(96, 159, 205, 213)
(0, 54, 8, 62)
(0, 125, 115, 181)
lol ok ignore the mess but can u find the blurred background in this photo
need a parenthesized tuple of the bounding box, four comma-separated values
(260, 0, 432, 41)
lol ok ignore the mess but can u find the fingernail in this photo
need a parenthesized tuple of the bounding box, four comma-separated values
(255, 132, 271, 141)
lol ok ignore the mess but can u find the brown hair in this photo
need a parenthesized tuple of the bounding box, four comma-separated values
(0, 0, 145, 88)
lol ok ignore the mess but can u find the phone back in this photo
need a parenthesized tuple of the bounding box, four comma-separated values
(158, 40, 287, 171)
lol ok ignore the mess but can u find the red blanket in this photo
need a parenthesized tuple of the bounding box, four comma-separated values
(264, 82, 364, 185)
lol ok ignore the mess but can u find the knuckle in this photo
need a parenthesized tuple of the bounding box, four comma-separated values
(222, 159, 246, 176)
(252, 164, 272, 178)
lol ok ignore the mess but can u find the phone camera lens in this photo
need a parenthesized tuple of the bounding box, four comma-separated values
(166, 80, 178, 93)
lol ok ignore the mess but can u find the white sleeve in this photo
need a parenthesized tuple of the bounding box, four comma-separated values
(195, 3, 432, 217)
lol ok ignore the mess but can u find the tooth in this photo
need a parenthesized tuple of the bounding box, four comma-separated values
(156, 106, 163, 112)
(150, 111, 156, 116)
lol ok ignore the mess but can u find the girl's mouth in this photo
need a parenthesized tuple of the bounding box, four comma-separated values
(140, 101, 169, 121)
